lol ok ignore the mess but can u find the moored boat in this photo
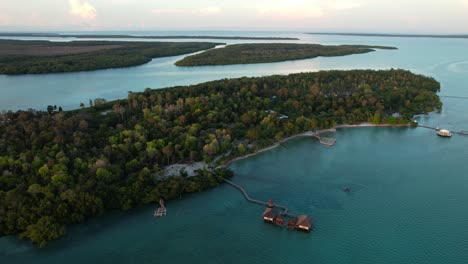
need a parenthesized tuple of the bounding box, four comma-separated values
(437, 129, 452, 137)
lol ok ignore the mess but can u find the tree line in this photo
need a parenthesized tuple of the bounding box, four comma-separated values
(175, 43, 397, 66)
(0, 40, 220, 75)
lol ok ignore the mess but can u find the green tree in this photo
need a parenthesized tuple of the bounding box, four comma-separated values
(20, 216, 65, 248)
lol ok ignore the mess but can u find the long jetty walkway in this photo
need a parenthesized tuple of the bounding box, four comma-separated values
(439, 95, 468, 100)
(418, 124, 468, 136)
(312, 134, 337, 146)
(303, 130, 337, 146)
(223, 179, 297, 218)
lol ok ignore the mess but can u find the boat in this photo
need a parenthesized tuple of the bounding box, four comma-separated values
(437, 129, 452, 137)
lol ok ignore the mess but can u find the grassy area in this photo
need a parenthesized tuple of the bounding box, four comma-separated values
(175, 43, 397, 66)
(0, 39, 221, 75)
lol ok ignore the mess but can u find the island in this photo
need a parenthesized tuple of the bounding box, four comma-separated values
(0, 32, 299, 40)
(0, 69, 441, 247)
(175, 43, 397, 66)
(0, 39, 222, 75)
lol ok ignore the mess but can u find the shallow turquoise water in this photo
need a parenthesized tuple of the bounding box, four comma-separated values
(2, 128, 468, 263)
(1, 32, 468, 263)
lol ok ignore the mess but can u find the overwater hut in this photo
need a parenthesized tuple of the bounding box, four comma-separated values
(263, 207, 278, 223)
(275, 215, 284, 226)
(287, 219, 296, 228)
(295, 215, 313, 232)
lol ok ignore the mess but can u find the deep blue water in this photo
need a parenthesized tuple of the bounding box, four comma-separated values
(1, 31, 468, 264)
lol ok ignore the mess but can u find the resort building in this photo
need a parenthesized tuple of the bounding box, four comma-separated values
(263, 207, 278, 223)
(295, 215, 313, 232)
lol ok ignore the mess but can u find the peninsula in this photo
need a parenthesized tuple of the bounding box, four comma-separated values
(0, 69, 440, 247)
(175, 43, 397, 66)
(0, 39, 221, 75)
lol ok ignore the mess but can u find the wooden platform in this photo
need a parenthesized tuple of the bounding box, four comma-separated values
(311, 134, 336, 146)
(154, 207, 167, 217)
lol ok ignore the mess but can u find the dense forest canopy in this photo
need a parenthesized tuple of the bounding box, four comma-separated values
(0, 69, 441, 247)
(0, 40, 221, 75)
(175, 43, 397, 66)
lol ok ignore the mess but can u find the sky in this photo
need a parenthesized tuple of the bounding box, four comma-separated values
(0, 0, 468, 33)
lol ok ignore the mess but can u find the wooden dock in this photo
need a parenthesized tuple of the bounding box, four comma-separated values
(154, 207, 167, 217)
(418, 124, 468, 136)
(223, 179, 296, 218)
(154, 198, 167, 217)
(302, 130, 337, 146)
(312, 134, 337, 146)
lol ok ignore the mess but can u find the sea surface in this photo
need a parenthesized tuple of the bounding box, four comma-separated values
(1, 31, 468, 264)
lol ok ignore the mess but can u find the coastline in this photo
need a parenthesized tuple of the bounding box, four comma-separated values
(223, 122, 410, 167)
(163, 122, 411, 175)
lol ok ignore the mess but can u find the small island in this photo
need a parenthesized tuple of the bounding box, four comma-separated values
(0, 69, 440, 247)
(175, 43, 397, 66)
(0, 39, 221, 75)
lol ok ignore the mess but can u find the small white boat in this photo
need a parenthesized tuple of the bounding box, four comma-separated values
(437, 129, 452, 137)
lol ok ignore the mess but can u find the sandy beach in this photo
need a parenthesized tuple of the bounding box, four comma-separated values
(223, 122, 410, 167)
(162, 122, 411, 176)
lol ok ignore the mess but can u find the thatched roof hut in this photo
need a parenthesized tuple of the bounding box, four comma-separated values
(275, 215, 284, 225)
(263, 207, 278, 223)
(295, 215, 313, 232)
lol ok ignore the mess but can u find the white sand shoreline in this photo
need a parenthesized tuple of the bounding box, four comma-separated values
(224, 122, 410, 167)
(163, 122, 410, 176)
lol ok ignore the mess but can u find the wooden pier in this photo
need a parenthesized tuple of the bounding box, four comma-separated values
(418, 124, 468, 136)
(312, 134, 337, 146)
(224, 178, 314, 231)
(154, 207, 167, 217)
(154, 198, 167, 217)
(223, 179, 296, 218)
(302, 130, 337, 146)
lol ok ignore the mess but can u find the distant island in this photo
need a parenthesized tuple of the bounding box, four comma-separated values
(0, 32, 299, 40)
(0, 69, 441, 247)
(307, 32, 468, 39)
(0, 39, 221, 75)
(175, 43, 397, 66)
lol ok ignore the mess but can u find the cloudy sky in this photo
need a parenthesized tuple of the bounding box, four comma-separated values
(0, 0, 467, 33)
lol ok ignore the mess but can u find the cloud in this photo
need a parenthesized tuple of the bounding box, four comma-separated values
(152, 6, 222, 16)
(152, 9, 188, 15)
(69, 0, 97, 20)
(328, 1, 361, 10)
(258, 6, 323, 19)
(0, 12, 9, 25)
(110, 0, 130, 4)
(199, 6, 221, 15)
